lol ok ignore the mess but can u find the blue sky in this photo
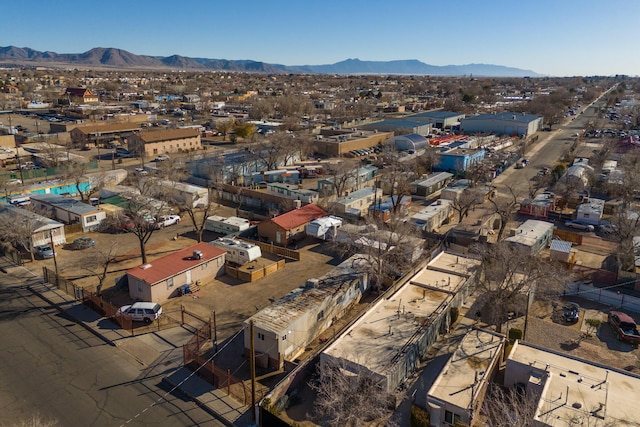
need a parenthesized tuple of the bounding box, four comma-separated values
(2, 0, 638, 77)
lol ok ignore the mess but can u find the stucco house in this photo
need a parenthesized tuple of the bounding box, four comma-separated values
(127, 128, 201, 158)
(126, 242, 225, 303)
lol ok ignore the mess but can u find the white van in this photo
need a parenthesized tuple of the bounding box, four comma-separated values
(8, 194, 31, 206)
(117, 302, 163, 324)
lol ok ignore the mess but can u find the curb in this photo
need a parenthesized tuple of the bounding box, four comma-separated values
(27, 284, 116, 347)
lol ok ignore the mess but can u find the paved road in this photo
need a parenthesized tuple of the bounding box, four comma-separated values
(0, 265, 220, 427)
(492, 90, 613, 197)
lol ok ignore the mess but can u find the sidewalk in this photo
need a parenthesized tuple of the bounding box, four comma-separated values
(1, 256, 255, 427)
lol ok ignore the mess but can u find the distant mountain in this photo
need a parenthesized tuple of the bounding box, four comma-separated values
(0, 46, 541, 77)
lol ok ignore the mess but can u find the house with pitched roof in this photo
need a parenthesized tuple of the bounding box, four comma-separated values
(126, 242, 226, 303)
(64, 87, 99, 104)
(127, 128, 201, 158)
(257, 203, 327, 246)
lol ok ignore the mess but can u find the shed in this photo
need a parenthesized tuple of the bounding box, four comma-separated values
(549, 239, 572, 263)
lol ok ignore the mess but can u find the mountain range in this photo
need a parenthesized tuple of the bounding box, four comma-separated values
(0, 46, 541, 77)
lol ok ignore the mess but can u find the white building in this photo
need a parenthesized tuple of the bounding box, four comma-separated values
(427, 328, 506, 427)
(267, 183, 319, 204)
(320, 252, 480, 393)
(504, 219, 554, 255)
(151, 179, 209, 209)
(460, 112, 543, 137)
(0, 203, 66, 247)
(575, 198, 605, 226)
(409, 199, 453, 232)
(29, 194, 107, 232)
(244, 255, 370, 369)
(505, 340, 640, 426)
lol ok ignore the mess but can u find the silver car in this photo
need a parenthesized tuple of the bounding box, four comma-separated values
(34, 245, 55, 259)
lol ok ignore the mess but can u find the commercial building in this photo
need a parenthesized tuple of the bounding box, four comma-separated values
(387, 133, 430, 151)
(127, 127, 201, 158)
(361, 119, 432, 136)
(505, 340, 640, 426)
(313, 129, 392, 157)
(244, 255, 370, 369)
(126, 242, 225, 303)
(460, 112, 543, 137)
(320, 252, 480, 393)
(435, 147, 485, 173)
(427, 328, 506, 427)
(406, 111, 466, 130)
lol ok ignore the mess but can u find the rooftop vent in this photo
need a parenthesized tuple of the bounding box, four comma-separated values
(140, 264, 152, 270)
(192, 250, 203, 260)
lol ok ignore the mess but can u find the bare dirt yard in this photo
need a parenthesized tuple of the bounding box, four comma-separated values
(525, 298, 640, 373)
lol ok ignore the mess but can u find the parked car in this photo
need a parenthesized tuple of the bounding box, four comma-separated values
(116, 302, 163, 324)
(134, 167, 148, 176)
(72, 236, 95, 250)
(608, 311, 640, 345)
(561, 302, 580, 323)
(154, 154, 170, 162)
(34, 245, 55, 259)
(565, 220, 595, 232)
(157, 215, 181, 227)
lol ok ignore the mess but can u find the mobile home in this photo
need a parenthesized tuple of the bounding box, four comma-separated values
(204, 215, 251, 235)
(209, 237, 262, 265)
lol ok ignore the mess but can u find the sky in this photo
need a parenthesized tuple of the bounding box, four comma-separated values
(2, 0, 638, 77)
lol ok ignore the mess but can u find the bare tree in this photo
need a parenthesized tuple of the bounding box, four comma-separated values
(472, 242, 566, 333)
(331, 218, 423, 290)
(378, 151, 418, 214)
(480, 383, 542, 427)
(310, 359, 394, 427)
(487, 185, 519, 241)
(323, 160, 360, 198)
(74, 242, 119, 295)
(451, 188, 484, 223)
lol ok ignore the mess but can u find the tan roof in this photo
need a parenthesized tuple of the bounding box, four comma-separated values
(73, 123, 141, 134)
(137, 128, 200, 143)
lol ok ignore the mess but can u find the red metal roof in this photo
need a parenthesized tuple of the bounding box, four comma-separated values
(270, 204, 327, 231)
(126, 242, 225, 285)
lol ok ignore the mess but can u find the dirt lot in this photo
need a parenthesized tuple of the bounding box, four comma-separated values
(524, 298, 640, 372)
(32, 205, 342, 342)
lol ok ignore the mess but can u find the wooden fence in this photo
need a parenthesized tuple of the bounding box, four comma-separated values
(64, 223, 83, 235)
(239, 238, 300, 261)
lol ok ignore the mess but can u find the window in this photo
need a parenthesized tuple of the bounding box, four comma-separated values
(281, 335, 287, 341)
(167, 277, 174, 289)
(444, 411, 462, 425)
(86, 215, 97, 223)
(317, 310, 324, 321)
(137, 282, 142, 293)
(202, 262, 209, 270)
(445, 411, 453, 424)
(258, 333, 265, 340)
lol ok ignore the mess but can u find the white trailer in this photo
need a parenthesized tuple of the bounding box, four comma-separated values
(306, 216, 342, 240)
(204, 215, 251, 235)
(209, 237, 262, 265)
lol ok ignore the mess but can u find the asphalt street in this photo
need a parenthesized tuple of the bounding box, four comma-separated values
(0, 262, 221, 427)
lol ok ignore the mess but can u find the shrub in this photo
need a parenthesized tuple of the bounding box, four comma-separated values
(410, 404, 430, 427)
(508, 328, 523, 342)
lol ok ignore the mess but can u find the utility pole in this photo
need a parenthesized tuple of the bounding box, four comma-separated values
(213, 310, 218, 353)
(9, 114, 24, 182)
(250, 320, 256, 422)
(49, 230, 59, 286)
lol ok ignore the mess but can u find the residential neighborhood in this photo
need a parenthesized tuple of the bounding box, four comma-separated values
(3, 65, 640, 427)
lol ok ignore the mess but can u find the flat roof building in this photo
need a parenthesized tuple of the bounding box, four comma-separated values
(505, 340, 640, 426)
(320, 252, 480, 393)
(427, 328, 506, 427)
